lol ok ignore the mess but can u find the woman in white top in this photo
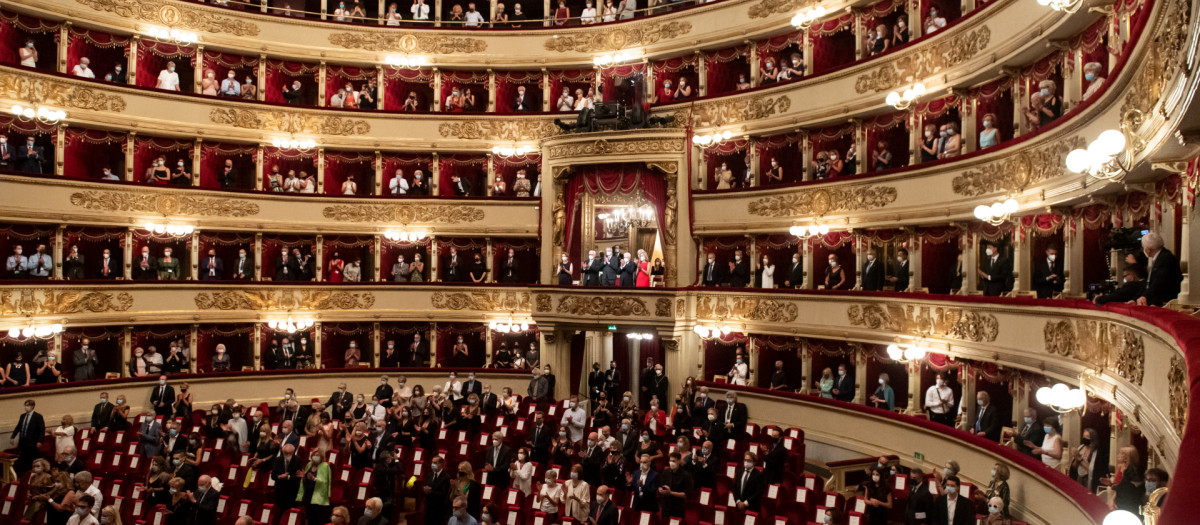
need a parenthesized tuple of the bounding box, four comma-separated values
(300, 173, 317, 193)
(562, 464, 591, 522)
(384, 2, 403, 24)
(157, 61, 181, 91)
(924, 7, 947, 34)
(581, 1, 597, 23)
(19, 40, 38, 68)
(573, 89, 589, 111)
(727, 357, 748, 386)
(284, 171, 301, 192)
(341, 177, 357, 195)
(759, 256, 775, 288)
(509, 447, 535, 494)
(602, 0, 618, 21)
(333, 2, 350, 21)
(53, 414, 76, 457)
(500, 387, 518, 415)
(1030, 417, 1063, 469)
(538, 469, 565, 519)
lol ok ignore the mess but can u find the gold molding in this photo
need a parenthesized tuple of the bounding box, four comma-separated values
(70, 190, 261, 217)
(661, 337, 681, 352)
(848, 303, 998, 342)
(1168, 355, 1188, 435)
(748, 0, 801, 19)
(675, 298, 686, 318)
(321, 204, 485, 223)
(1120, 0, 1189, 117)
(655, 298, 673, 317)
(546, 138, 684, 160)
(1113, 327, 1145, 386)
(682, 95, 792, 128)
(535, 294, 552, 313)
(0, 72, 126, 113)
(209, 108, 371, 136)
(437, 121, 559, 141)
(0, 289, 133, 316)
(430, 291, 531, 311)
(1042, 319, 1145, 385)
(328, 33, 487, 53)
(74, 0, 260, 37)
(556, 296, 650, 316)
(696, 295, 799, 323)
(854, 26, 991, 94)
(747, 185, 898, 218)
(194, 290, 376, 310)
(543, 21, 692, 53)
(951, 136, 1087, 197)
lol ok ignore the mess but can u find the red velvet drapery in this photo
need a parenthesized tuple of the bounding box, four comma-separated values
(703, 337, 748, 382)
(651, 54, 699, 102)
(435, 323, 487, 367)
(66, 26, 128, 82)
(699, 235, 748, 281)
(808, 14, 855, 74)
(259, 234, 316, 280)
(702, 140, 749, 190)
(439, 70, 490, 112)
(0, 224, 54, 279)
(974, 77, 1014, 151)
(438, 154, 487, 197)
(194, 325, 255, 373)
(865, 111, 911, 172)
(325, 65, 376, 107)
(753, 335, 804, 389)
(810, 123, 855, 178)
(199, 141, 257, 189)
(381, 153, 433, 195)
(492, 237, 540, 284)
(199, 50, 260, 96)
(197, 231, 257, 281)
(61, 226, 126, 280)
(319, 323, 372, 369)
(60, 327, 125, 376)
(135, 41, 195, 90)
(0, 11, 59, 72)
(1073, 18, 1110, 78)
(495, 71, 544, 114)
(263, 146, 317, 188)
(129, 325, 192, 368)
(547, 69, 595, 112)
(133, 136, 192, 184)
(918, 225, 961, 294)
(323, 150, 375, 195)
(755, 32, 803, 87)
(562, 164, 668, 263)
(611, 335, 664, 396)
(380, 237, 431, 282)
(324, 234, 376, 281)
(755, 132, 803, 186)
(436, 237, 485, 282)
(810, 232, 856, 289)
(130, 229, 192, 277)
(704, 46, 750, 97)
(600, 63, 645, 105)
(492, 154, 541, 197)
(63, 128, 125, 180)
(383, 67, 435, 111)
(264, 59, 319, 105)
(754, 234, 802, 280)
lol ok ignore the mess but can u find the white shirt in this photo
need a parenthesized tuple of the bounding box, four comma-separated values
(728, 363, 748, 385)
(54, 424, 76, 455)
(72, 65, 95, 78)
(385, 10, 403, 25)
(84, 484, 103, 517)
(944, 493, 957, 521)
(760, 264, 775, 288)
(157, 70, 180, 91)
(443, 379, 463, 401)
(557, 95, 575, 111)
(539, 482, 564, 514)
(581, 6, 597, 21)
(1041, 433, 1061, 468)
(66, 514, 99, 525)
(366, 403, 386, 428)
(464, 10, 485, 25)
(560, 407, 586, 442)
(411, 3, 430, 19)
(925, 16, 947, 33)
(924, 384, 954, 414)
(389, 176, 409, 195)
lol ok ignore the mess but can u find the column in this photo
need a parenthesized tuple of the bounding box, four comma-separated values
(128, 37, 139, 86)
(261, 0, 268, 13)
(1014, 228, 1030, 294)
(189, 326, 199, 373)
(963, 229, 978, 293)
(487, 69, 496, 112)
(253, 325, 262, 370)
(433, 69, 443, 111)
(1010, 376, 1030, 428)
(429, 322, 439, 368)
(961, 0, 977, 15)
(372, 323, 382, 368)
(1013, 76, 1029, 137)
(853, 232, 866, 289)
(374, 150, 384, 195)
(1065, 217, 1085, 296)
(852, 10, 866, 61)
(57, 24, 69, 73)
(123, 228, 134, 280)
(747, 235, 758, 286)
(486, 239, 495, 282)
(629, 337, 643, 408)
(746, 338, 759, 387)
(542, 69, 551, 112)
(317, 62, 328, 106)
(747, 138, 760, 187)
(54, 126, 65, 176)
(802, 32, 814, 77)
(904, 360, 921, 415)
(373, 235, 383, 281)
(193, 46, 204, 94)
(435, 0, 443, 26)
(125, 132, 136, 181)
(853, 345, 867, 405)
(1180, 192, 1196, 303)
(543, 0, 551, 26)
(695, 148, 708, 190)
(376, 67, 385, 109)
(959, 94, 977, 154)
(485, 332, 494, 367)
(799, 341, 812, 395)
(192, 139, 203, 187)
(255, 145, 265, 190)
(854, 119, 866, 175)
(801, 132, 813, 181)
(748, 41, 759, 86)
(315, 235, 325, 281)
(52, 225, 64, 279)
(122, 327, 132, 377)
(696, 51, 707, 97)
(543, 330, 571, 399)
(958, 363, 976, 432)
(316, 148, 326, 193)
(378, 0, 386, 23)
(314, 322, 324, 369)
(1064, 49, 1083, 109)
(189, 231, 200, 280)
(802, 240, 814, 289)
(254, 233, 263, 281)
(430, 152, 441, 194)
(486, 154, 495, 197)
(911, 112, 923, 166)
(429, 237, 439, 282)
(257, 57, 268, 102)
(908, 0, 923, 39)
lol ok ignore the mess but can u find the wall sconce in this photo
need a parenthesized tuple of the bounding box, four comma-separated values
(270, 137, 317, 152)
(10, 104, 65, 125)
(148, 26, 198, 45)
(885, 83, 926, 110)
(789, 224, 830, 237)
(1066, 129, 1131, 181)
(791, 6, 827, 29)
(384, 229, 427, 242)
(973, 198, 1018, 226)
(144, 222, 195, 237)
(386, 55, 429, 68)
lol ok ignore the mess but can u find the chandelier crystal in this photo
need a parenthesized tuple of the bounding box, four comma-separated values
(885, 83, 926, 110)
(10, 104, 65, 125)
(598, 205, 654, 238)
(144, 222, 195, 237)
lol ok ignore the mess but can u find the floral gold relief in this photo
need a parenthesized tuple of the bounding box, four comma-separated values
(0, 289, 133, 316)
(556, 296, 650, 316)
(748, 0, 802, 18)
(951, 137, 1087, 197)
(1042, 319, 1145, 385)
(431, 291, 531, 311)
(1169, 355, 1188, 435)
(194, 290, 376, 310)
(655, 298, 673, 317)
(70, 190, 260, 217)
(328, 33, 486, 53)
(547, 138, 683, 160)
(848, 303, 998, 342)
(535, 294, 552, 313)
(544, 21, 692, 53)
(0, 72, 126, 113)
(210, 108, 370, 136)
(748, 186, 897, 218)
(438, 121, 559, 141)
(74, 0, 260, 37)
(854, 26, 991, 94)
(321, 204, 484, 224)
(1121, 0, 1190, 117)
(682, 95, 791, 128)
(697, 296, 798, 323)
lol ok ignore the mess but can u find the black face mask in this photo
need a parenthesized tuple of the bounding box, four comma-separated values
(1081, 437, 1092, 447)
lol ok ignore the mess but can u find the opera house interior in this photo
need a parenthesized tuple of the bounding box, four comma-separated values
(0, 0, 1198, 523)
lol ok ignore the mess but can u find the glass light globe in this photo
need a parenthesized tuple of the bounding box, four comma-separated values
(818, 225, 830, 235)
(912, 83, 926, 96)
(885, 92, 901, 106)
(1065, 149, 1093, 173)
(901, 88, 915, 101)
(22, 108, 34, 119)
(722, 130, 732, 140)
(808, 225, 820, 236)
(974, 205, 990, 220)
(791, 13, 804, 26)
(886, 344, 902, 360)
(789, 226, 801, 236)
(1093, 129, 1127, 157)
(1069, 389, 1087, 408)
(719, 325, 732, 335)
(1003, 198, 1019, 214)
(1052, 383, 1069, 397)
(813, 6, 825, 16)
(520, 322, 529, 331)
(904, 346, 926, 361)
(8, 328, 19, 338)
(268, 321, 278, 329)
(10, 105, 21, 115)
(21, 328, 32, 338)
(1035, 386, 1052, 405)
(1102, 510, 1141, 525)
(1037, 0, 1051, 6)
(990, 202, 1005, 217)
(51, 324, 63, 333)
(154, 225, 166, 234)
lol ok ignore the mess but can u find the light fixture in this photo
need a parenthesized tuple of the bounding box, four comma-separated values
(599, 204, 654, 238)
(790, 6, 826, 29)
(148, 26, 198, 45)
(691, 130, 734, 147)
(489, 316, 534, 333)
(268, 316, 314, 333)
(1035, 0, 1082, 13)
(490, 144, 531, 158)
(385, 55, 429, 68)
(593, 50, 642, 67)
(143, 222, 195, 237)
(885, 83, 926, 110)
(270, 137, 317, 152)
(693, 322, 734, 338)
(886, 342, 928, 363)
(625, 332, 656, 340)
(1066, 129, 1131, 181)
(1102, 510, 1141, 525)
(10, 104, 65, 125)
(1035, 383, 1087, 414)
(6, 322, 63, 340)
(383, 229, 427, 242)
(973, 198, 1019, 226)
(788, 224, 830, 237)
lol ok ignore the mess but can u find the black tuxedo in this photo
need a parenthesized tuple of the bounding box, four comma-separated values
(1032, 256, 1064, 298)
(327, 391, 353, 418)
(973, 404, 1002, 442)
(274, 255, 298, 281)
(231, 256, 251, 280)
(282, 86, 304, 105)
(701, 260, 725, 287)
(1015, 421, 1045, 458)
(582, 258, 603, 286)
(719, 401, 748, 433)
(422, 470, 452, 525)
(832, 373, 855, 402)
(861, 259, 884, 291)
(451, 178, 473, 197)
(1141, 248, 1183, 306)
(499, 257, 519, 283)
(62, 254, 85, 280)
(150, 384, 176, 417)
(905, 479, 934, 524)
(15, 143, 44, 173)
(97, 256, 118, 279)
(0, 140, 12, 169)
(581, 442, 606, 485)
(980, 255, 1013, 297)
(512, 94, 533, 112)
(132, 254, 157, 280)
(200, 256, 224, 280)
(91, 400, 114, 430)
(589, 500, 619, 525)
(931, 494, 974, 525)
(891, 260, 911, 291)
(271, 454, 303, 509)
(220, 167, 238, 188)
(445, 255, 463, 282)
(528, 423, 552, 463)
(11, 410, 45, 472)
(484, 444, 511, 490)
(619, 260, 638, 287)
(459, 378, 482, 399)
(784, 261, 804, 288)
(763, 442, 788, 484)
(729, 259, 750, 287)
(193, 487, 219, 522)
(731, 467, 764, 511)
(600, 255, 620, 286)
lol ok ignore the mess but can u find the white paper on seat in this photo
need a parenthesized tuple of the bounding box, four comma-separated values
(439, 429, 448, 440)
(825, 494, 836, 507)
(796, 488, 807, 503)
(357, 486, 367, 499)
(132, 502, 142, 516)
(240, 455, 250, 467)
(507, 491, 518, 505)
(288, 512, 299, 525)
(849, 515, 861, 525)
(482, 486, 493, 500)
(767, 485, 778, 499)
(639, 512, 650, 525)
(854, 498, 866, 512)
(699, 490, 710, 506)
(727, 493, 735, 506)
(714, 509, 725, 525)
(217, 500, 226, 513)
(507, 512, 518, 525)
(745, 515, 756, 525)
(238, 502, 249, 515)
(805, 477, 815, 490)
(516, 420, 526, 431)
(669, 518, 682, 525)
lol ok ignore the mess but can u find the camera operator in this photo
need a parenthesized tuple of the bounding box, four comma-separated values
(1094, 265, 1146, 305)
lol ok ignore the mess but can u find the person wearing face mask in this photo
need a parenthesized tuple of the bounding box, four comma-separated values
(918, 123, 939, 163)
(1007, 407, 1044, 460)
(12, 133, 46, 173)
(525, 367, 549, 401)
(283, 80, 304, 105)
(218, 70, 241, 97)
(730, 451, 764, 512)
(860, 248, 884, 291)
(977, 241, 1013, 296)
(980, 495, 1010, 525)
(296, 450, 331, 524)
(923, 372, 955, 426)
(558, 396, 586, 443)
(271, 443, 302, 511)
(979, 112, 1000, 149)
(406, 333, 429, 368)
(824, 254, 848, 290)
(886, 248, 911, 292)
(971, 390, 1002, 442)
(10, 399, 45, 473)
(860, 466, 893, 525)
(700, 251, 725, 287)
(155, 61, 180, 91)
(726, 249, 750, 287)
(933, 475, 973, 525)
(624, 453, 660, 512)
(1082, 61, 1107, 99)
(828, 363, 853, 402)
(903, 466, 933, 523)
(937, 122, 961, 159)
(718, 391, 748, 437)
(924, 4, 947, 33)
(1134, 231, 1182, 307)
(868, 373, 894, 411)
(725, 352, 749, 386)
(1026, 417, 1062, 470)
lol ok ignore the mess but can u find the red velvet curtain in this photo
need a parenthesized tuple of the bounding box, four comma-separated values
(754, 234, 802, 279)
(754, 336, 804, 389)
(0, 116, 55, 172)
(809, 14, 855, 74)
(325, 65, 376, 107)
(61, 327, 125, 376)
(197, 231, 257, 281)
(492, 237, 540, 284)
(263, 147, 317, 187)
(809, 232, 856, 289)
(265, 59, 319, 105)
(547, 69, 594, 113)
(61, 227, 126, 280)
(863, 345, 909, 407)
(323, 234, 375, 280)
(865, 111, 911, 172)
(974, 77, 1014, 151)
(319, 323, 373, 369)
(383, 67, 435, 111)
(492, 154, 541, 197)
(600, 63, 645, 105)
(495, 71, 544, 114)
(699, 236, 747, 281)
(130, 325, 192, 368)
(918, 226, 961, 294)
(323, 150, 375, 195)
(436, 237, 485, 282)
(755, 33, 803, 87)
(135, 41, 195, 90)
(702, 140, 748, 189)
(437, 154, 487, 197)
(439, 70, 490, 113)
(134, 136, 193, 184)
(259, 234, 316, 280)
(0, 224, 54, 280)
(0, 11, 59, 72)
(380, 237, 430, 282)
(196, 324, 255, 373)
(435, 323, 487, 367)
(703, 337, 747, 382)
(562, 163, 668, 262)
(755, 132, 803, 186)
(66, 26, 129, 82)
(704, 46, 749, 97)
(64, 128, 126, 180)
(200, 141, 257, 189)
(381, 153, 433, 194)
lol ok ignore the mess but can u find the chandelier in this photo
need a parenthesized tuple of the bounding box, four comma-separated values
(385, 55, 429, 68)
(789, 224, 830, 238)
(1036, 383, 1086, 413)
(1066, 129, 1130, 181)
(973, 198, 1018, 226)
(1036, 0, 1082, 13)
(599, 205, 654, 238)
(886, 342, 928, 363)
(268, 316, 314, 333)
(491, 144, 532, 158)
(885, 82, 926, 110)
(693, 322, 733, 338)
(10, 104, 65, 125)
(625, 332, 655, 340)
(790, 6, 826, 29)
(489, 316, 534, 333)
(692, 130, 733, 147)
(271, 136, 317, 152)
(148, 26, 199, 45)
(593, 50, 642, 67)
(384, 229, 427, 242)
(144, 222, 195, 237)
(6, 322, 63, 340)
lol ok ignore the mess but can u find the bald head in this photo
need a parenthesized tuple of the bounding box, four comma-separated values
(235, 516, 255, 525)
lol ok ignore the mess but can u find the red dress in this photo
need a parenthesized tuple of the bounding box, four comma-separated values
(328, 259, 344, 282)
(636, 261, 651, 287)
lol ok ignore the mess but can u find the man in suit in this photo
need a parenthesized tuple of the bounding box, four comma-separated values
(190, 475, 220, 523)
(293, 248, 314, 281)
(512, 85, 534, 112)
(1137, 231, 1183, 306)
(905, 467, 933, 524)
(10, 399, 45, 473)
(150, 375, 176, 417)
(581, 432, 606, 485)
(932, 475, 974, 525)
(832, 363, 855, 402)
(91, 392, 114, 430)
(526, 368, 550, 401)
(97, 248, 118, 279)
(405, 334, 428, 367)
(762, 428, 788, 484)
(1013, 407, 1044, 459)
(728, 250, 750, 287)
(582, 250, 603, 286)
(450, 174, 473, 197)
(161, 421, 186, 458)
(608, 245, 624, 285)
(62, 245, 84, 280)
(274, 248, 296, 281)
(1031, 245, 1064, 299)
(731, 452, 764, 512)
(971, 391, 1001, 442)
(231, 249, 251, 280)
(282, 80, 304, 104)
(73, 338, 98, 381)
(445, 247, 463, 282)
(888, 248, 911, 291)
(693, 386, 715, 414)
(720, 392, 748, 437)
(978, 242, 1012, 297)
(391, 254, 411, 282)
(460, 372, 482, 400)
(499, 249, 519, 283)
(482, 431, 511, 490)
(272, 444, 303, 511)
(1095, 265, 1147, 305)
(327, 383, 354, 419)
(0, 134, 12, 169)
(589, 485, 619, 525)
(132, 246, 158, 280)
(527, 411, 553, 463)
(689, 440, 719, 489)
(860, 249, 884, 291)
(701, 253, 724, 286)
(784, 253, 804, 288)
(619, 253, 637, 288)
(139, 416, 163, 458)
(200, 248, 224, 281)
(423, 456, 452, 525)
(600, 248, 619, 286)
(219, 159, 239, 188)
(627, 454, 660, 512)
(479, 384, 499, 415)
(613, 418, 639, 462)
(278, 420, 301, 449)
(15, 136, 44, 173)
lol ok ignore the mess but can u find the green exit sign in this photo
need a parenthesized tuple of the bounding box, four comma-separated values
(607, 325, 618, 331)
(914, 452, 925, 461)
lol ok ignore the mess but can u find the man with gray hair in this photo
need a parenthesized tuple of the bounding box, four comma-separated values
(358, 497, 388, 525)
(1136, 231, 1182, 307)
(448, 496, 477, 525)
(1083, 62, 1106, 98)
(74, 471, 102, 516)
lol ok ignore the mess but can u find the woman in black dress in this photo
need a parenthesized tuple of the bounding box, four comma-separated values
(348, 422, 373, 469)
(862, 467, 893, 525)
(557, 254, 573, 285)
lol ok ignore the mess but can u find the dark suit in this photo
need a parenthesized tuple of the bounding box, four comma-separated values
(73, 348, 98, 381)
(657, 466, 692, 518)
(62, 254, 84, 280)
(97, 256, 118, 279)
(972, 404, 1001, 442)
(220, 167, 238, 188)
(980, 255, 1012, 297)
(111, 70, 126, 84)
(512, 94, 534, 112)
(91, 400, 114, 430)
(607, 255, 623, 286)
(200, 256, 224, 280)
(132, 254, 157, 280)
(422, 469, 451, 525)
(327, 391, 353, 419)
(193, 487, 219, 523)
(861, 259, 884, 291)
(274, 255, 298, 281)
(499, 257, 519, 283)
(588, 500, 619, 525)
(905, 479, 934, 524)
(581, 443, 606, 485)
(528, 423, 552, 464)
(729, 259, 750, 287)
(460, 378, 483, 400)
(931, 494, 974, 525)
(701, 260, 725, 287)
(582, 258, 603, 286)
(784, 261, 804, 288)
(282, 86, 304, 105)
(832, 373, 855, 402)
(1015, 421, 1045, 459)
(1141, 248, 1183, 306)
(600, 256, 619, 286)
(892, 260, 911, 291)
(10, 410, 45, 472)
(150, 384, 176, 417)
(719, 401, 748, 435)
(408, 180, 428, 195)
(1095, 280, 1146, 305)
(1032, 256, 1064, 298)
(731, 467, 764, 512)
(626, 468, 659, 512)
(484, 444, 511, 490)
(231, 256, 251, 280)
(271, 454, 303, 510)
(763, 441, 787, 484)
(0, 141, 12, 169)
(619, 260, 638, 287)
(451, 178, 473, 197)
(15, 143, 44, 173)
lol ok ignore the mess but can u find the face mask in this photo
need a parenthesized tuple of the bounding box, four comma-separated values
(1040, 88, 1050, 97)
(170, 489, 178, 494)
(878, 378, 885, 385)
(518, 453, 526, 460)
(172, 459, 181, 466)
(1044, 426, 1053, 434)
(872, 475, 880, 482)
(988, 506, 1000, 514)
(1085, 73, 1095, 82)
(169, 67, 175, 72)
(983, 120, 993, 127)
(945, 486, 957, 496)
(838, 370, 846, 377)
(708, 414, 716, 421)
(1145, 481, 1158, 493)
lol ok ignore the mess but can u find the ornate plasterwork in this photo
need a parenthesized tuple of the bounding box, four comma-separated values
(854, 26, 991, 94)
(1168, 355, 1188, 435)
(951, 136, 1087, 196)
(1042, 319, 1145, 385)
(0, 289, 133, 316)
(544, 21, 692, 52)
(321, 204, 484, 223)
(696, 296, 799, 323)
(70, 191, 260, 217)
(748, 185, 897, 218)
(547, 138, 684, 160)
(1121, 0, 1191, 117)
(431, 291, 531, 312)
(438, 121, 559, 141)
(675, 298, 686, 318)
(683, 95, 792, 128)
(209, 109, 370, 136)
(535, 294, 553, 313)
(655, 298, 673, 317)
(661, 337, 681, 352)
(0, 72, 126, 113)
(848, 303, 998, 342)
(556, 296, 651, 316)
(328, 33, 487, 53)
(748, 0, 802, 18)
(74, 0, 260, 36)
(194, 290, 375, 310)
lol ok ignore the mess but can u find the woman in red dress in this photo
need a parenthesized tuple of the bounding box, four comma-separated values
(328, 251, 345, 282)
(635, 249, 651, 287)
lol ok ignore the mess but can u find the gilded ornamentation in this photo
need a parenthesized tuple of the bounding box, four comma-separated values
(535, 294, 552, 313)
(696, 296, 799, 323)
(675, 298, 686, 318)
(1168, 355, 1188, 435)
(74, 0, 260, 36)
(854, 26, 991, 94)
(430, 291, 531, 312)
(848, 303, 998, 342)
(209, 109, 370, 136)
(547, 138, 684, 160)
(0, 72, 126, 113)
(328, 33, 486, 53)
(645, 162, 680, 175)
(748, 185, 897, 218)
(748, 0, 801, 18)
(684, 96, 792, 128)
(321, 204, 484, 224)
(544, 21, 692, 53)
(661, 337, 680, 352)
(0, 289, 133, 316)
(655, 298, 672, 317)
(438, 121, 559, 141)
(1120, 0, 1191, 117)
(194, 290, 376, 310)
(542, 331, 557, 344)
(70, 191, 260, 217)
(951, 137, 1087, 196)
(556, 296, 650, 317)
(1042, 319, 1145, 383)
